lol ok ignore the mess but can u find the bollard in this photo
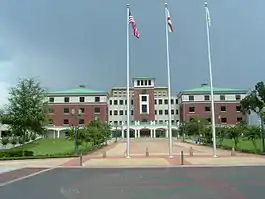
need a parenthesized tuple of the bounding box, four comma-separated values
(189, 147, 194, 157)
(79, 152, 83, 166)
(180, 151, 184, 165)
(102, 151, 107, 158)
(145, 147, 149, 157)
(231, 147, 236, 156)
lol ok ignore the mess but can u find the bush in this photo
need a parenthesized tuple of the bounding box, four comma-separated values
(0, 149, 34, 158)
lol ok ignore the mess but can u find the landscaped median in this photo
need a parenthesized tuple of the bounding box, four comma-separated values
(0, 138, 106, 160)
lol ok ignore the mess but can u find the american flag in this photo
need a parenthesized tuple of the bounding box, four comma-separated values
(165, 7, 173, 32)
(129, 10, 140, 39)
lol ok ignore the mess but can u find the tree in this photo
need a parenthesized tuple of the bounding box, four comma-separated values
(1, 78, 48, 144)
(240, 81, 265, 152)
(241, 81, 265, 114)
(244, 125, 260, 153)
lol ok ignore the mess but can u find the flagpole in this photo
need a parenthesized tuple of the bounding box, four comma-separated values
(204, 1, 217, 158)
(164, 3, 173, 158)
(126, 4, 130, 158)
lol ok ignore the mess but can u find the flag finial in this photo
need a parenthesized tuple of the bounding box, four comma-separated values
(204, 1, 208, 7)
(126, 4, 130, 7)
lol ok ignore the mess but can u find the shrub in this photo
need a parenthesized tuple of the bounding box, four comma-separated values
(0, 149, 34, 158)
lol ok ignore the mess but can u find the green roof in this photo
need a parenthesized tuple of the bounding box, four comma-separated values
(48, 88, 106, 95)
(132, 76, 155, 80)
(181, 84, 248, 93)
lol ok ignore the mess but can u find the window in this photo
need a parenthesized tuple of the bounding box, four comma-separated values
(64, 97, 69, 103)
(131, 100, 133, 105)
(159, 99, 163, 104)
(79, 108, 85, 114)
(236, 105, 241, 112)
(49, 107, 54, 114)
(142, 118, 148, 122)
(164, 99, 168, 104)
(155, 110, 157, 115)
(95, 97, 100, 102)
(119, 100, 123, 105)
(204, 95, 210, 101)
(64, 108, 70, 114)
(125, 100, 127, 105)
(94, 107, 100, 113)
(109, 100, 112, 105)
(109, 110, 112, 115)
(171, 99, 174, 104)
(114, 110, 118, 115)
(189, 106, 195, 113)
(131, 110, 133, 115)
(79, 119, 85, 124)
(63, 119, 69, 125)
(235, 95, 241, 100)
(137, 80, 140, 86)
(171, 110, 174, 115)
(114, 100, 118, 105)
(175, 99, 178, 104)
(220, 95, 226, 101)
(221, 117, 227, 123)
(175, 109, 179, 114)
(79, 97, 85, 102)
(159, 110, 163, 115)
(142, 104, 147, 113)
(154, 99, 157, 104)
(125, 110, 127, 115)
(141, 80, 144, 85)
(48, 119, 53, 125)
(205, 106, 211, 112)
(49, 97, 54, 103)
(148, 80, 151, 85)
(141, 96, 147, 101)
(119, 110, 123, 115)
(189, 95, 194, 101)
(165, 110, 168, 115)
(220, 106, 226, 112)
(237, 117, 243, 122)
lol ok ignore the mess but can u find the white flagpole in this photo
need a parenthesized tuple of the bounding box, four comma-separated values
(165, 3, 173, 158)
(204, 1, 217, 157)
(126, 4, 130, 158)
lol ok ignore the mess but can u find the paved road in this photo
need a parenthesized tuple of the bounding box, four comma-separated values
(0, 167, 265, 199)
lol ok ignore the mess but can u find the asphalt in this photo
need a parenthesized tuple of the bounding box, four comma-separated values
(0, 167, 265, 199)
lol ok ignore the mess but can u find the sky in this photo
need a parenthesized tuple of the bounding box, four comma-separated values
(0, 0, 265, 107)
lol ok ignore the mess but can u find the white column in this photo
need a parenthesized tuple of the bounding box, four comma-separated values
(57, 130, 60, 138)
(137, 130, 140, 138)
(166, 129, 169, 138)
(153, 129, 156, 138)
(150, 130, 153, 138)
(134, 129, 137, 138)
(53, 130, 56, 139)
(122, 130, 125, 138)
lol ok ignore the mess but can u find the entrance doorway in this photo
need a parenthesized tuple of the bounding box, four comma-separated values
(156, 129, 166, 137)
(140, 129, 151, 137)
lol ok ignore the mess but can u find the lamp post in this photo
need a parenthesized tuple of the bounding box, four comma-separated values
(71, 108, 81, 155)
(255, 107, 265, 153)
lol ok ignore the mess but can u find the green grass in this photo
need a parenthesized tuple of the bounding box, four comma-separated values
(219, 138, 262, 152)
(15, 138, 90, 156)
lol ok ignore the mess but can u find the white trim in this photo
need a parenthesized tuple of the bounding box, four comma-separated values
(139, 94, 149, 114)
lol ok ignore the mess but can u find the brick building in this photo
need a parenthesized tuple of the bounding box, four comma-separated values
(178, 83, 248, 124)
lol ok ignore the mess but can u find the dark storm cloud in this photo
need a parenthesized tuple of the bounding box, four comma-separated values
(0, 0, 264, 93)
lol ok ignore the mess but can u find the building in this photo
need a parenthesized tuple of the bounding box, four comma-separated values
(46, 86, 108, 138)
(108, 77, 179, 138)
(178, 83, 248, 124)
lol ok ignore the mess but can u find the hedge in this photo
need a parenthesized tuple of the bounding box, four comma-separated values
(0, 143, 106, 160)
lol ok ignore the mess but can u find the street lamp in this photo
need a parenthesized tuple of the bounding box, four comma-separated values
(255, 107, 265, 153)
(71, 108, 81, 155)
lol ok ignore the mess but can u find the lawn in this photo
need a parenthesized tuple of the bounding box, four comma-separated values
(15, 138, 88, 156)
(220, 138, 262, 152)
